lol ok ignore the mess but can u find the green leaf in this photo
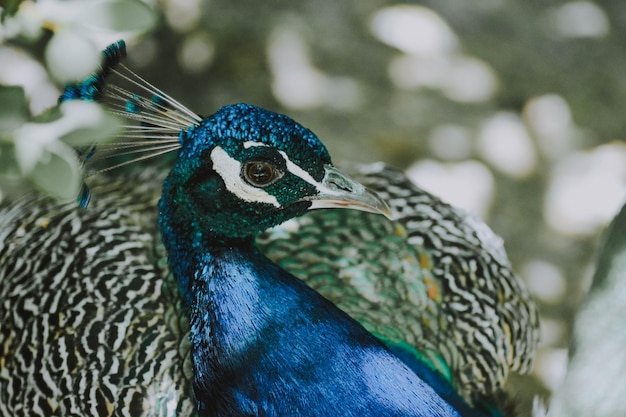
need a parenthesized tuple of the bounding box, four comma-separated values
(0, 0, 24, 20)
(591, 202, 626, 290)
(0, 86, 29, 132)
(0, 139, 20, 178)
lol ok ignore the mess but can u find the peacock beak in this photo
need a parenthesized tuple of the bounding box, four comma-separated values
(301, 165, 393, 220)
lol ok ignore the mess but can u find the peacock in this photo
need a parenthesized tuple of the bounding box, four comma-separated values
(0, 41, 539, 416)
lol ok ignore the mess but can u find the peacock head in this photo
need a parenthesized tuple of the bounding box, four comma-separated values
(160, 103, 391, 243)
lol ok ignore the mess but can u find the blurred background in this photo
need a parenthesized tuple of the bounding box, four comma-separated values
(2, 0, 625, 413)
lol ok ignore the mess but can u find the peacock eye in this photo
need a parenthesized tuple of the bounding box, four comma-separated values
(243, 161, 281, 187)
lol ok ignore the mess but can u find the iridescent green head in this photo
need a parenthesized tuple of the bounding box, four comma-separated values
(159, 103, 390, 245)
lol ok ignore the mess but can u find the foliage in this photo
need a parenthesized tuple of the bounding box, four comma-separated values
(0, 0, 156, 201)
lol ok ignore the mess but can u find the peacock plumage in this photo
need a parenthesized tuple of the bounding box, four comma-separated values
(0, 41, 539, 416)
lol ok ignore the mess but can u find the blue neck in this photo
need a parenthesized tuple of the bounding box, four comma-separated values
(160, 225, 468, 416)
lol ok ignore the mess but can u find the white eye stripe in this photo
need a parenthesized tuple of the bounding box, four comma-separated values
(278, 150, 319, 187)
(210, 147, 281, 207)
(278, 150, 341, 196)
(243, 141, 269, 149)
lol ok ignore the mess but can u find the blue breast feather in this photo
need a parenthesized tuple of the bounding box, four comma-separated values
(186, 243, 474, 417)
